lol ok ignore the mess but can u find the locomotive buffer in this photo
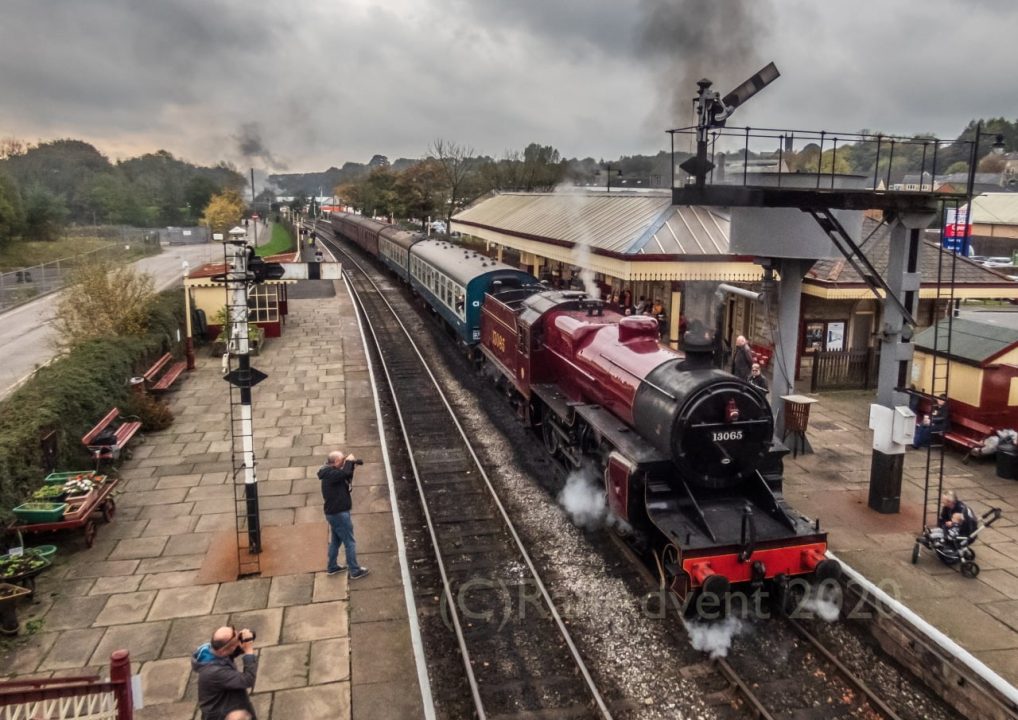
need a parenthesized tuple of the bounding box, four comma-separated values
(213, 231, 342, 576)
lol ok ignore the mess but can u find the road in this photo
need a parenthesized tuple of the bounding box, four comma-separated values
(958, 306, 1018, 330)
(0, 243, 221, 400)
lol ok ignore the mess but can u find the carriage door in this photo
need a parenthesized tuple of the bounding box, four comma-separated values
(605, 452, 636, 522)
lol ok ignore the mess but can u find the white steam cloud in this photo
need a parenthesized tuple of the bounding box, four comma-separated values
(683, 616, 745, 659)
(557, 469, 631, 533)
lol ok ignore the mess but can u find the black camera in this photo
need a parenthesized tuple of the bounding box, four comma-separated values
(353, 459, 364, 466)
(230, 630, 256, 658)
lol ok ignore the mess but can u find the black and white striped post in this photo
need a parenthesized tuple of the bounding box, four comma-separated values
(223, 227, 263, 553)
(214, 228, 343, 562)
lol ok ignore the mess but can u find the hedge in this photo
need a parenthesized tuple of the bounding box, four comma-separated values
(0, 290, 184, 519)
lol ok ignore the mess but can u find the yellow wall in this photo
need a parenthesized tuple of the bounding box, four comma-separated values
(913, 350, 983, 406)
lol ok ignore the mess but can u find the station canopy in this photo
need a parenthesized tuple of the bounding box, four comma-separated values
(451, 190, 765, 283)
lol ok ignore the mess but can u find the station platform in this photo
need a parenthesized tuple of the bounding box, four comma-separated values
(0, 271, 428, 719)
(786, 391, 1018, 686)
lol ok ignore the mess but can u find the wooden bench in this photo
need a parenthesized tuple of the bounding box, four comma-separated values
(143, 353, 187, 394)
(82, 408, 142, 465)
(943, 416, 995, 454)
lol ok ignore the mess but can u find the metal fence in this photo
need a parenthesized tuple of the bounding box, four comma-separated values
(0, 230, 160, 313)
(0, 650, 133, 720)
(809, 348, 880, 392)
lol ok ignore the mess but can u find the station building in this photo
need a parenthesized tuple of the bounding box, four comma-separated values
(452, 191, 1018, 380)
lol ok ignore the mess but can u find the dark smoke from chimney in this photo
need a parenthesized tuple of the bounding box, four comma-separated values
(637, 0, 773, 127)
(235, 122, 288, 171)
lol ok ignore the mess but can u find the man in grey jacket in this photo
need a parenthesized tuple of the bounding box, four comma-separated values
(191, 626, 258, 720)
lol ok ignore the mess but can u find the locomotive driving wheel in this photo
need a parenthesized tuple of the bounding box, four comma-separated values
(541, 409, 559, 457)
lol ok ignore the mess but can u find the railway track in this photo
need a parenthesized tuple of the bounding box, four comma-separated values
(716, 615, 907, 720)
(321, 229, 613, 719)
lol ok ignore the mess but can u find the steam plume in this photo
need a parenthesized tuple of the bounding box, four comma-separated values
(235, 122, 287, 170)
(638, 0, 773, 125)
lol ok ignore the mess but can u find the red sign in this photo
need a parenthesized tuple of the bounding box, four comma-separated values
(945, 223, 971, 238)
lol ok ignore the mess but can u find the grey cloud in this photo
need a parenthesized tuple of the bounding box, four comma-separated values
(1, 0, 1017, 171)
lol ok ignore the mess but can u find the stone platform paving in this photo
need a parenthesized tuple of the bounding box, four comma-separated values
(1, 279, 425, 720)
(785, 390, 1018, 686)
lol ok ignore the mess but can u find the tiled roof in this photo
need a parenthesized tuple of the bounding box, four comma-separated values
(806, 219, 1015, 287)
(914, 317, 1018, 365)
(452, 191, 732, 257)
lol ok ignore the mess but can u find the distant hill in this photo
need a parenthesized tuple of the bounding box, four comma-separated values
(269, 156, 417, 195)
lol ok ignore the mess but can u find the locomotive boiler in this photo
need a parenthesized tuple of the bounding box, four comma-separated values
(480, 288, 839, 605)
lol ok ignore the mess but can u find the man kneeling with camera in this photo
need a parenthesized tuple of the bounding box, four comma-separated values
(192, 626, 258, 720)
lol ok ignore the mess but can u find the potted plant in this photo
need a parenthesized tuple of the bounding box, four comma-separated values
(63, 476, 97, 499)
(32, 485, 67, 502)
(211, 307, 266, 356)
(0, 583, 31, 635)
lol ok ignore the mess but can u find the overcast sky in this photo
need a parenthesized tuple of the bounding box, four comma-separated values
(1, 0, 1015, 173)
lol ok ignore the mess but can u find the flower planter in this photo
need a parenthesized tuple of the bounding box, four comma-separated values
(44, 470, 96, 486)
(0, 583, 31, 635)
(12, 502, 67, 523)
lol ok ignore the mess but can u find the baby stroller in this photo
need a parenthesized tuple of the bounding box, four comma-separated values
(912, 507, 1003, 578)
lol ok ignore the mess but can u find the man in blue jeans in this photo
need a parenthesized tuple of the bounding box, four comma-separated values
(318, 450, 370, 580)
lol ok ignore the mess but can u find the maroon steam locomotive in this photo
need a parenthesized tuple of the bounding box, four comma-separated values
(480, 287, 839, 606)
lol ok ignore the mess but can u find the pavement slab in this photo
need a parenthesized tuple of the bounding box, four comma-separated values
(94, 590, 158, 626)
(39, 628, 105, 671)
(272, 683, 350, 720)
(139, 656, 192, 705)
(268, 573, 315, 608)
(148, 585, 218, 621)
(213, 578, 271, 613)
(254, 642, 311, 692)
(109, 536, 169, 560)
(282, 601, 348, 643)
(90, 621, 170, 664)
(309, 637, 350, 685)
(40, 595, 108, 631)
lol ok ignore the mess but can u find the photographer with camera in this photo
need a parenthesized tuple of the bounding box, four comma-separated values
(319, 450, 370, 580)
(191, 626, 258, 720)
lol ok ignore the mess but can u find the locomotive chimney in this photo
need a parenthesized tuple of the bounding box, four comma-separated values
(678, 320, 715, 370)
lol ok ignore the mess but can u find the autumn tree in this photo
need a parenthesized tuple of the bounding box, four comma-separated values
(394, 160, 447, 228)
(429, 139, 476, 229)
(202, 189, 246, 233)
(52, 260, 156, 350)
(0, 172, 24, 246)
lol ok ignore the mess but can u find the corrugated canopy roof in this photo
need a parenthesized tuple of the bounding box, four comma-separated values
(914, 317, 1018, 365)
(452, 191, 731, 257)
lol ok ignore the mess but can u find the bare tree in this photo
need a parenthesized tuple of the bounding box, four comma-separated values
(429, 139, 475, 230)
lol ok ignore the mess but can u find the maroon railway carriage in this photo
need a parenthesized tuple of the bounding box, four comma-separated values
(480, 288, 838, 605)
(331, 213, 384, 257)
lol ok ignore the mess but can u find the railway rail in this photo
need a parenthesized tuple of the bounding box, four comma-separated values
(716, 615, 906, 720)
(319, 227, 614, 719)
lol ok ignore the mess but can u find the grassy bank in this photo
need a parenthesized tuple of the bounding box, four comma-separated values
(256, 223, 295, 257)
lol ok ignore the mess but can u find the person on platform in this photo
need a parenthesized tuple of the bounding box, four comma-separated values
(318, 450, 370, 580)
(748, 363, 769, 393)
(913, 394, 949, 449)
(732, 335, 754, 380)
(938, 490, 977, 537)
(192, 626, 258, 720)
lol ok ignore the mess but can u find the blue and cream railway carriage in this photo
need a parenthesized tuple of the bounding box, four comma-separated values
(409, 240, 537, 345)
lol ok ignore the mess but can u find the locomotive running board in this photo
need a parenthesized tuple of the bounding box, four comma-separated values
(746, 470, 799, 532)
